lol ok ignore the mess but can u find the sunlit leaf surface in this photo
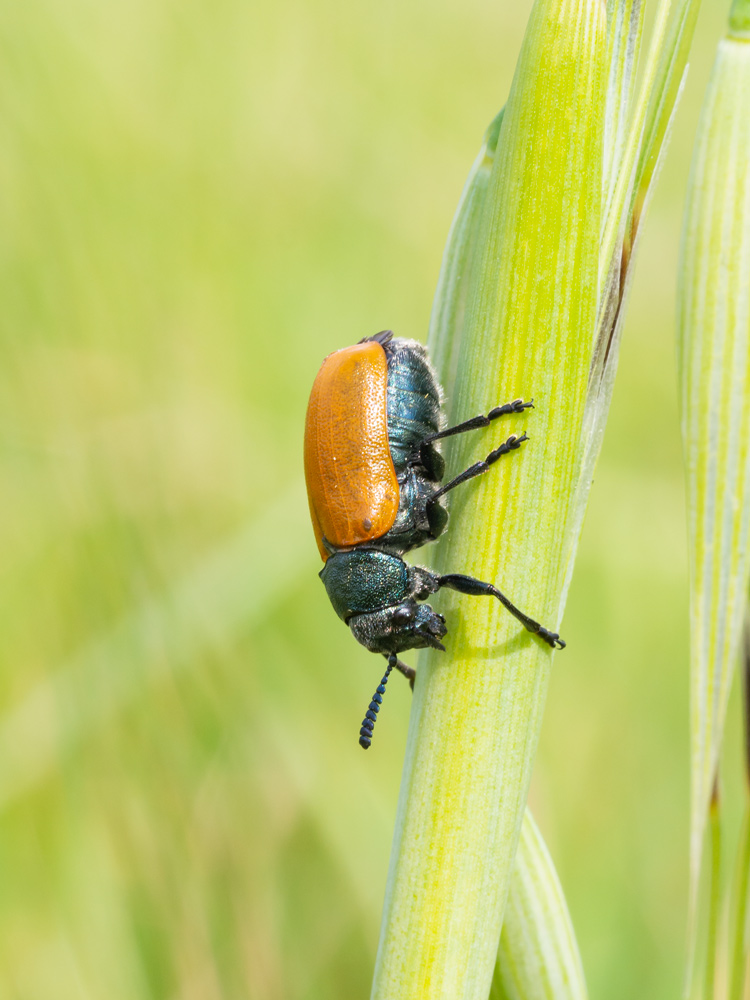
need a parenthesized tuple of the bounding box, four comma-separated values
(677, 4, 750, 986)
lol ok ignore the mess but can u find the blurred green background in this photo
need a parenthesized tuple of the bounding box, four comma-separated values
(0, 1, 741, 997)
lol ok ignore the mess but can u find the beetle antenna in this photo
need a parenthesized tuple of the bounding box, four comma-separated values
(359, 654, 395, 749)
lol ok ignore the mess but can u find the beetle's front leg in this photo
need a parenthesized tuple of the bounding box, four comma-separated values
(438, 573, 564, 649)
(422, 398, 534, 445)
(413, 400, 533, 474)
(407, 564, 442, 601)
(410, 565, 564, 649)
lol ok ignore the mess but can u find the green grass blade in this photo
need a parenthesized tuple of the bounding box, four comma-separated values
(677, 11, 750, 989)
(728, 804, 750, 1000)
(727, 618, 750, 1000)
(490, 812, 587, 1000)
(704, 781, 723, 1000)
(562, 0, 697, 608)
(428, 102, 589, 1000)
(428, 109, 504, 392)
(600, 0, 700, 311)
(603, 0, 646, 225)
(563, 78, 682, 608)
(598, 0, 671, 291)
(633, 0, 701, 218)
(732, 0, 750, 35)
(370, 0, 606, 995)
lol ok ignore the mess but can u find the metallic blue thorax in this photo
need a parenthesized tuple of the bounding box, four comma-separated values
(320, 548, 410, 622)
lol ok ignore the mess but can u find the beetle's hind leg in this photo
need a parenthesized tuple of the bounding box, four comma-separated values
(437, 573, 565, 649)
(426, 433, 528, 506)
(422, 398, 533, 446)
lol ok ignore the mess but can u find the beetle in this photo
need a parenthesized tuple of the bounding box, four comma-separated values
(304, 330, 564, 749)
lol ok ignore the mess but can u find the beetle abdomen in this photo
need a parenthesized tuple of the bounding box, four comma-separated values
(385, 340, 442, 471)
(304, 341, 400, 560)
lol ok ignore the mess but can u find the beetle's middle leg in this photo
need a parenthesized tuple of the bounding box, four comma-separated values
(426, 433, 528, 505)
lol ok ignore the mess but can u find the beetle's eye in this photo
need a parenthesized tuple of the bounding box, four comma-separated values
(393, 606, 414, 625)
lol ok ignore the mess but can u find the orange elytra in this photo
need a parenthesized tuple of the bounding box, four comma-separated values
(304, 340, 400, 560)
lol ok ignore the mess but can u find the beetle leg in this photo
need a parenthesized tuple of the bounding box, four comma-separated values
(383, 652, 416, 689)
(436, 573, 565, 650)
(427, 433, 528, 505)
(422, 398, 533, 445)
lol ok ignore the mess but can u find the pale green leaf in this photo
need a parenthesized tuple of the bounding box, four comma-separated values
(603, 0, 645, 226)
(601, 0, 700, 286)
(370, 0, 710, 993)
(634, 0, 701, 214)
(728, 803, 750, 1000)
(560, 0, 702, 617)
(429, 104, 590, 997)
(677, 15, 750, 989)
(370, 0, 606, 996)
(731, 0, 750, 36)
(724, 614, 750, 1000)
(428, 109, 504, 392)
(704, 783, 723, 1000)
(490, 812, 587, 1000)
